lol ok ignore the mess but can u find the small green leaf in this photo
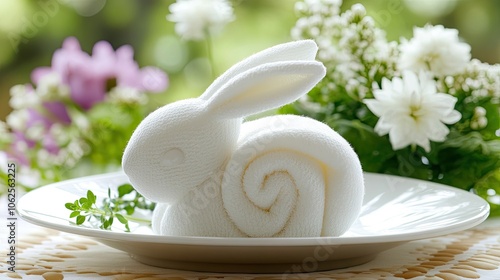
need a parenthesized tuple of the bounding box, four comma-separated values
(125, 223, 130, 232)
(118, 184, 134, 198)
(82, 202, 92, 210)
(76, 215, 86, 225)
(65, 203, 76, 210)
(124, 205, 134, 215)
(79, 197, 88, 206)
(70, 211, 80, 218)
(87, 190, 96, 204)
(115, 214, 128, 224)
(103, 220, 110, 229)
(108, 217, 114, 226)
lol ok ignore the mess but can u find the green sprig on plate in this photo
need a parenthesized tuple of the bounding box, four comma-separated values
(64, 184, 155, 232)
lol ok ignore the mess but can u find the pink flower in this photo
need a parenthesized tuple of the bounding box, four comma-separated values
(31, 37, 168, 110)
(7, 37, 168, 172)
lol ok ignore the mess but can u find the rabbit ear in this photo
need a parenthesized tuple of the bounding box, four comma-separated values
(205, 60, 326, 119)
(199, 40, 320, 101)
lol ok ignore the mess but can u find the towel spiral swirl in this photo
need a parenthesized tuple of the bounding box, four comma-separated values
(220, 115, 364, 237)
(222, 149, 325, 237)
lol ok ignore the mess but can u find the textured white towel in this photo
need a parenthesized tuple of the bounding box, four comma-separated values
(223, 115, 364, 237)
(122, 40, 364, 237)
(153, 115, 364, 237)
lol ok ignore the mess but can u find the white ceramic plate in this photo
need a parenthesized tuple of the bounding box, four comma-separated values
(17, 172, 489, 273)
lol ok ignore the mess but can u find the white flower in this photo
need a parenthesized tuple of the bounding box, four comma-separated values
(0, 121, 12, 143)
(108, 86, 148, 105)
(36, 72, 70, 101)
(470, 106, 488, 130)
(364, 71, 462, 152)
(49, 123, 70, 146)
(398, 25, 471, 76)
(9, 85, 39, 109)
(6, 109, 30, 131)
(167, 0, 234, 40)
(25, 124, 46, 141)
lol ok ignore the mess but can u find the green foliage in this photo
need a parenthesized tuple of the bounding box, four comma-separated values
(83, 103, 146, 166)
(474, 168, 500, 216)
(64, 184, 155, 232)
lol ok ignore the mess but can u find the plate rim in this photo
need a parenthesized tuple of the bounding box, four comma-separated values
(17, 171, 490, 247)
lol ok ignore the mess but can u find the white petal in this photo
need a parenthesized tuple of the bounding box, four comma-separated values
(418, 72, 437, 95)
(390, 76, 404, 93)
(429, 93, 457, 107)
(422, 94, 458, 116)
(388, 124, 413, 150)
(402, 71, 420, 94)
(441, 110, 462, 124)
(415, 136, 431, 152)
(373, 88, 395, 103)
(373, 116, 393, 135)
(420, 118, 449, 142)
(364, 99, 385, 117)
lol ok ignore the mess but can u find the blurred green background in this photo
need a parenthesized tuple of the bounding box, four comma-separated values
(1, 0, 499, 121)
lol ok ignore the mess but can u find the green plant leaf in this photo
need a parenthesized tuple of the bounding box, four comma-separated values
(115, 214, 128, 224)
(76, 215, 86, 225)
(87, 190, 96, 204)
(473, 167, 500, 216)
(64, 184, 154, 231)
(70, 211, 80, 218)
(118, 184, 134, 198)
(65, 203, 76, 210)
(79, 197, 88, 206)
(124, 205, 134, 215)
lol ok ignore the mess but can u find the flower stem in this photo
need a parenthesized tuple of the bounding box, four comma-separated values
(86, 204, 151, 225)
(410, 144, 417, 153)
(122, 215, 151, 224)
(205, 32, 216, 80)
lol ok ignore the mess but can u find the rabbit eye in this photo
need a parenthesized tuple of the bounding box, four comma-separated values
(160, 148, 185, 167)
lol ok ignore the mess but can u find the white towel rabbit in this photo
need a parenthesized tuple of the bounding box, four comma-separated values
(122, 40, 364, 237)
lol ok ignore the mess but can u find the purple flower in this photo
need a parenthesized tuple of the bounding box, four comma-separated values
(31, 37, 168, 110)
(42, 102, 72, 124)
(7, 37, 168, 172)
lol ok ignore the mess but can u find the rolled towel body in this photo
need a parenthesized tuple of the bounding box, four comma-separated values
(223, 114, 364, 237)
(153, 114, 364, 237)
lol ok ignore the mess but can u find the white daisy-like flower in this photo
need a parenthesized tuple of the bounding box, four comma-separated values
(398, 25, 471, 77)
(167, 0, 234, 41)
(364, 71, 462, 152)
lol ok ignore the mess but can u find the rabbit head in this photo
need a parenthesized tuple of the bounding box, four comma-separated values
(122, 40, 326, 204)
